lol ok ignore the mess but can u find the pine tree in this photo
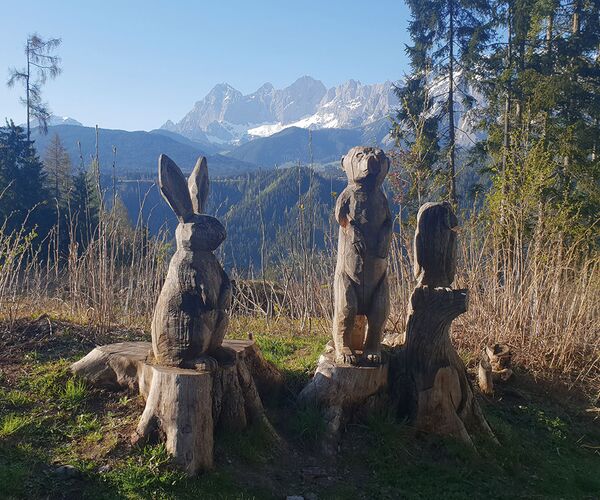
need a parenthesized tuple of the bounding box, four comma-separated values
(480, 0, 600, 242)
(6, 34, 62, 140)
(43, 134, 72, 206)
(391, 71, 443, 213)
(0, 121, 51, 234)
(398, 0, 494, 205)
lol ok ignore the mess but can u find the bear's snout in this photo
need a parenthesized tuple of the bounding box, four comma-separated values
(366, 154, 380, 174)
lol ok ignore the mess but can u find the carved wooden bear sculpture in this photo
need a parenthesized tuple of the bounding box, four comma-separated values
(151, 154, 231, 369)
(333, 146, 392, 365)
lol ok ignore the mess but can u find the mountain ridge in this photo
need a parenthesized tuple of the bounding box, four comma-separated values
(162, 76, 397, 144)
(31, 125, 258, 177)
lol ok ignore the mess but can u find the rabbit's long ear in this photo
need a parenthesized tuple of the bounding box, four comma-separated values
(188, 156, 209, 214)
(158, 154, 193, 221)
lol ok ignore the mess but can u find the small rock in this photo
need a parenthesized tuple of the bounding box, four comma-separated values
(98, 464, 111, 474)
(54, 465, 79, 478)
(286, 496, 304, 500)
(305, 493, 318, 500)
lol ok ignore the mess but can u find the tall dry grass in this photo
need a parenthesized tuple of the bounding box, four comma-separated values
(0, 201, 597, 393)
(0, 208, 170, 330)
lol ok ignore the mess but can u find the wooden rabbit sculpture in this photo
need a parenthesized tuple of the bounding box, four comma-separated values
(151, 154, 231, 369)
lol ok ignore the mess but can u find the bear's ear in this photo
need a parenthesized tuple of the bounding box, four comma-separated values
(340, 155, 345, 170)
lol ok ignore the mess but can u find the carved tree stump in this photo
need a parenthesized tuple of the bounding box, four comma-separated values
(298, 345, 388, 453)
(403, 202, 495, 446)
(404, 287, 494, 444)
(72, 339, 281, 475)
(135, 365, 214, 472)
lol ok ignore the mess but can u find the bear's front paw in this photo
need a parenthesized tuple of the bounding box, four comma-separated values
(336, 347, 359, 366)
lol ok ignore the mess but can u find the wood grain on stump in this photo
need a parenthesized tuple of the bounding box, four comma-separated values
(135, 365, 214, 473)
(478, 344, 513, 395)
(298, 347, 388, 453)
(72, 339, 280, 475)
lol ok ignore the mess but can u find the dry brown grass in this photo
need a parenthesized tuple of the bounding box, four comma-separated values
(0, 207, 597, 396)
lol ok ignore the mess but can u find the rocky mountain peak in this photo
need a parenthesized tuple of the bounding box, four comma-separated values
(162, 76, 397, 144)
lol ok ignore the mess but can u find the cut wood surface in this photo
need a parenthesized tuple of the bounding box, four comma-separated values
(478, 343, 514, 395)
(134, 364, 214, 473)
(70, 341, 152, 393)
(298, 348, 388, 408)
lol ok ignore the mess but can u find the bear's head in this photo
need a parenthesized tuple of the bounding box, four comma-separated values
(341, 146, 389, 188)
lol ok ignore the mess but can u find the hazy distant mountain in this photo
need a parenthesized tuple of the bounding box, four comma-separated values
(19, 115, 83, 128)
(28, 74, 481, 182)
(48, 115, 83, 127)
(162, 76, 397, 144)
(148, 128, 220, 155)
(32, 125, 257, 177)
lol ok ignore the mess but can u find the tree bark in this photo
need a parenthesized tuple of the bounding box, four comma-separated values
(404, 287, 494, 445)
(448, 0, 457, 206)
(134, 365, 214, 473)
(298, 345, 388, 453)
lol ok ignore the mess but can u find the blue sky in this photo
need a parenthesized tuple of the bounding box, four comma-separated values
(1, 0, 411, 131)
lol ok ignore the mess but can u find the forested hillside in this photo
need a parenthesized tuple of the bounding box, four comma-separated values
(392, 0, 600, 236)
(116, 167, 346, 269)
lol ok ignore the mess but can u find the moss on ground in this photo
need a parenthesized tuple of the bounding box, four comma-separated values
(0, 316, 598, 499)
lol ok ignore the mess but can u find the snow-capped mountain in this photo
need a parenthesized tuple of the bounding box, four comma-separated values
(162, 76, 398, 144)
(48, 115, 83, 127)
(20, 115, 83, 128)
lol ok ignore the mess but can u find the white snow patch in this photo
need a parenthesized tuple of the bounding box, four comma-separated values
(247, 123, 285, 137)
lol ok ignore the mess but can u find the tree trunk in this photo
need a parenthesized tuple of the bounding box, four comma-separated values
(26, 53, 30, 142)
(298, 345, 388, 454)
(134, 365, 215, 473)
(502, 5, 513, 189)
(448, 0, 457, 206)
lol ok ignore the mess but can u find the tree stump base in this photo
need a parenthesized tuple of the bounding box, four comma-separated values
(298, 344, 388, 453)
(404, 286, 496, 446)
(71, 339, 282, 475)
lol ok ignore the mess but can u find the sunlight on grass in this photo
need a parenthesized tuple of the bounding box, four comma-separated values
(0, 388, 31, 407)
(0, 414, 31, 437)
(61, 377, 88, 406)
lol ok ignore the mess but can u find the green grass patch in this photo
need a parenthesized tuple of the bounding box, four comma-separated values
(61, 377, 88, 407)
(255, 334, 327, 394)
(0, 316, 598, 499)
(218, 422, 280, 465)
(0, 413, 32, 437)
(287, 405, 326, 447)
